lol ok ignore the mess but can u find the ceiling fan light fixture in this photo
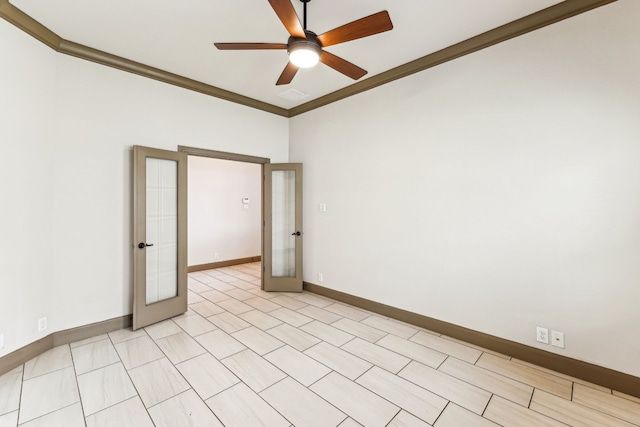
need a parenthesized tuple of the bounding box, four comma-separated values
(288, 39, 321, 68)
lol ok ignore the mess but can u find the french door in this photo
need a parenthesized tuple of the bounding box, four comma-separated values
(132, 146, 187, 330)
(263, 163, 303, 292)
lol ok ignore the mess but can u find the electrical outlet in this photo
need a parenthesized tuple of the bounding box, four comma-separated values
(318, 273, 324, 283)
(318, 203, 327, 212)
(214, 252, 219, 260)
(551, 330, 565, 348)
(0, 333, 4, 350)
(536, 326, 549, 344)
(38, 317, 47, 332)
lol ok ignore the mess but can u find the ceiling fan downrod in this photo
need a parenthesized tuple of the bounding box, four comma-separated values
(300, 0, 311, 30)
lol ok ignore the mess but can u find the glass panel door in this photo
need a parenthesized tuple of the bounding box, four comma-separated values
(263, 164, 303, 292)
(133, 146, 187, 329)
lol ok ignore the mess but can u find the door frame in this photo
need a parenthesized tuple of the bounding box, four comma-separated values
(177, 146, 270, 288)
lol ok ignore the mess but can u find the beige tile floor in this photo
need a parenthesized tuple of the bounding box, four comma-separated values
(1, 262, 639, 426)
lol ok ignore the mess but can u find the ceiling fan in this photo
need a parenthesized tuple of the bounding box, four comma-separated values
(214, 0, 393, 85)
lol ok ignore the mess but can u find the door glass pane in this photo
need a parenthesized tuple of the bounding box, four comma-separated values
(271, 170, 296, 277)
(146, 158, 178, 304)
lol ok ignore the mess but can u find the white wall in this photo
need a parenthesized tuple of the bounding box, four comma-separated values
(0, 21, 57, 355)
(0, 18, 288, 357)
(188, 157, 261, 266)
(290, 0, 640, 377)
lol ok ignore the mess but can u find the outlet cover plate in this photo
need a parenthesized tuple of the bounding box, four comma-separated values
(38, 317, 47, 332)
(0, 333, 4, 349)
(536, 326, 549, 344)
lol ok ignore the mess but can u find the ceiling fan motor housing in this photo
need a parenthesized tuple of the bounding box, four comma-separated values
(287, 30, 322, 68)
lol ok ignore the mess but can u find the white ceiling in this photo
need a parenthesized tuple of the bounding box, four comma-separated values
(12, 0, 563, 109)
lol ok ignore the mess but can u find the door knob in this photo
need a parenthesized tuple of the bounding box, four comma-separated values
(137, 242, 154, 249)
(291, 231, 301, 236)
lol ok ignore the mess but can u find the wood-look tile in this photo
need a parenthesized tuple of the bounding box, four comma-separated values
(176, 353, 239, 400)
(171, 307, 197, 320)
(484, 395, 567, 427)
(613, 391, 640, 404)
(0, 411, 18, 427)
(292, 292, 334, 308)
(305, 342, 372, 380)
(300, 320, 355, 347)
(512, 358, 612, 393)
(361, 316, 419, 339)
(0, 365, 22, 416)
(261, 377, 347, 427)
(269, 307, 313, 327)
(247, 288, 280, 299)
(388, 410, 432, 427)
(108, 327, 147, 344)
(71, 338, 120, 375)
(23, 345, 73, 380)
(69, 334, 109, 349)
(155, 331, 206, 364)
(188, 280, 214, 293)
(206, 383, 290, 427)
(207, 281, 237, 292)
(297, 305, 344, 324)
(264, 345, 331, 386)
(239, 310, 283, 330)
(144, 319, 182, 340)
(266, 323, 321, 351)
(148, 389, 223, 427)
(475, 353, 572, 400)
(438, 357, 533, 407)
(410, 331, 482, 364)
(442, 335, 510, 360)
(114, 334, 165, 370)
(573, 383, 640, 425)
(376, 334, 447, 368)
(225, 288, 256, 301)
(310, 372, 400, 427)
(342, 338, 410, 374)
(195, 330, 246, 360)
(270, 294, 309, 310)
(244, 297, 281, 313)
(85, 397, 154, 427)
(18, 367, 79, 424)
(128, 358, 190, 408)
(434, 403, 500, 427)
(357, 366, 447, 425)
(187, 291, 205, 304)
(207, 312, 251, 333)
(215, 298, 253, 315)
(324, 303, 370, 321)
(531, 388, 637, 427)
(231, 326, 284, 355)
(331, 318, 388, 343)
(76, 363, 137, 416)
(227, 279, 256, 290)
(221, 349, 286, 392)
(20, 402, 85, 427)
(398, 361, 491, 415)
(173, 314, 217, 336)
(189, 300, 226, 317)
(200, 289, 232, 303)
(338, 418, 362, 427)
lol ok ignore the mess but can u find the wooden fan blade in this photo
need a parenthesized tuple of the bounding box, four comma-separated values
(276, 62, 299, 85)
(320, 51, 367, 80)
(317, 11, 393, 47)
(214, 43, 287, 50)
(268, 0, 305, 38)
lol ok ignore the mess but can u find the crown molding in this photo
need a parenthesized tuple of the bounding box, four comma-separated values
(0, 0, 617, 117)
